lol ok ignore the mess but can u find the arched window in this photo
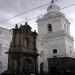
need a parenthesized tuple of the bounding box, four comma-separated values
(48, 24, 52, 31)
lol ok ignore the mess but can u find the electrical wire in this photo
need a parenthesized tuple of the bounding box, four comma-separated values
(0, 1, 75, 29)
(6, 2, 75, 29)
(0, 0, 60, 24)
(0, 2, 51, 24)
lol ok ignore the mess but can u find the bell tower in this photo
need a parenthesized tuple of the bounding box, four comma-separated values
(37, 1, 70, 35)
(37, 1, 75, 73)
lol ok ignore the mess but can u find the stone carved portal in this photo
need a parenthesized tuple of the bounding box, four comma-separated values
(23, 58, 34, 74)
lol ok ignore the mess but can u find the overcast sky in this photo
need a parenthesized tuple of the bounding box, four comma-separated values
(0, 0, 75, 45)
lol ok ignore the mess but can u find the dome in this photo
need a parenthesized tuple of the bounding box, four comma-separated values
(47, 2, 60, 13)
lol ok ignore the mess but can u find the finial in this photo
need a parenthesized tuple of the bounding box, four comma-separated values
(52, 0, 54, 3)
(25, 22, 28, 25)
(15, 24, 18, 29)
(19, 24, 22, 29)
(25, 17, 27, 22)
(51, 0, 58, 3)
(25, 17, 28, 25)
(34, 30, 36, 32)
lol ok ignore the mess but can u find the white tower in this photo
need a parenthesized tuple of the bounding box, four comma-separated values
(37, 1, 75, 72)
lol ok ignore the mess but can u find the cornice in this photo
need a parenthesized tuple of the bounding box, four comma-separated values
(38, 31, 73, 41)
(37, 13, 63, 22)
(37, 12, 70, 25)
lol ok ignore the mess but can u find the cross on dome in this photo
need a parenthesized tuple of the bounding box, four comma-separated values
(51, 0, 58, 3)
(51, 0, 54, 3)
(47, 0, 60, 13)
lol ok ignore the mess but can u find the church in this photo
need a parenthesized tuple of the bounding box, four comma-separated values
(4, 22, 38, 75)
(1, 0, 75, 75)
(37, 0, 75, 74)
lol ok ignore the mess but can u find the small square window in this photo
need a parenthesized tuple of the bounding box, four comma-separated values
(53, 49, 57, 54)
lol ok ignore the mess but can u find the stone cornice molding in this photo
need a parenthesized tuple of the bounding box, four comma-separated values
(37, 13, 70, 25)
(38, 31, 73, 42)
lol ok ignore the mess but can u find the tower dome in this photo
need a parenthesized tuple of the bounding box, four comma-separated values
(47, 2, 60, 13)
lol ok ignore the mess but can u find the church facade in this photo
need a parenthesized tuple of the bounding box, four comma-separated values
(7, 22, 38, 75)
(37, 1, 75, 74)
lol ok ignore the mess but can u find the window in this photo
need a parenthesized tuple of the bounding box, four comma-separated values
(70, 46, 72, 54)
(24, 37, 29, 46)
(26, 37, 29, 46)
(50, 5, 52, 8)
(48, 24, 52, 31)
(53, 49, 57, 54)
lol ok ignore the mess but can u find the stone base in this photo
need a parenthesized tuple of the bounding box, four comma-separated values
(1, 70, 16, 75)
(48, 57, 75, 75)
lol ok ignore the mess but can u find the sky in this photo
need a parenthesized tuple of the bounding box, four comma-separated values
(0, 0, 75, 45)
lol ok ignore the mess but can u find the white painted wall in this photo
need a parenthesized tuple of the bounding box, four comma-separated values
(0, 27, 12, 73)
(37, 2, 75, 72)
(65, 36, 75, 57)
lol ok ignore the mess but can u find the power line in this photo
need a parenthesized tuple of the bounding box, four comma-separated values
(0, 0, 59, 24)
(7, 16, 38, 28)
(61, 3, 75, 10)
(0, 0, 74, 24)
(6, 2, 75, 29)
(0, 2, 51, 24)
(0, 1, 75, 30)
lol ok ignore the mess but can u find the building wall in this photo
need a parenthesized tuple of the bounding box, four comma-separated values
(48, 57, 75, 75)
(37, 13, 70, 36)
(37, 2, 75, 73)
(65, 36, 75, 57)
(0, 27, 12, 73)
(37, 34, 66, 72)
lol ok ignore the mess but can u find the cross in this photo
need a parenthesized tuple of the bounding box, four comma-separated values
(51, 0, 58, 3)
(52, 0, 54, 3)
(25, 18, 27, 22)
(25, 17, 28, 25)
